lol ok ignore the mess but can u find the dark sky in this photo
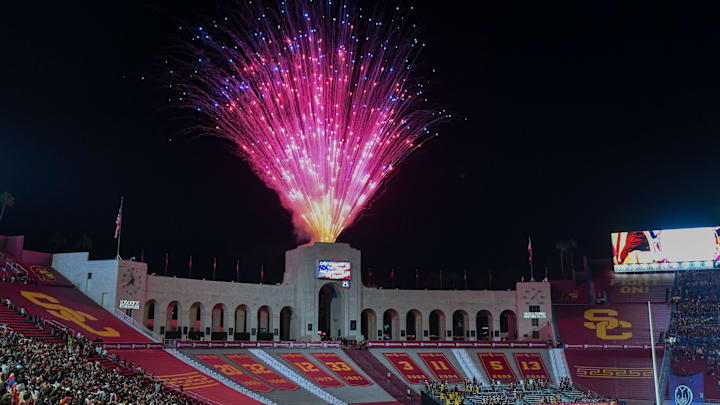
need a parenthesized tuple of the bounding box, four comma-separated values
(2, 2, 720, 289)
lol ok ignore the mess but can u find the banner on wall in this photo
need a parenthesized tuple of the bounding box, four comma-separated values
(366, 340, 547, 348)
(102, 342, 163, 350)
(669, 373, 704, 404)
(174, 340, 341, 349)
(538, 403, 616, 405)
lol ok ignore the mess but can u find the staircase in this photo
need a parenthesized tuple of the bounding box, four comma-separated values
(451, 348, 486, 384)
(343, 348, 416, 405)
(0, 304, 63, 344)
(548, 348, 570, 384)
(114, 308, 162, 342)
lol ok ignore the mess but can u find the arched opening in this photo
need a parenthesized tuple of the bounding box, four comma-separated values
(189, 302, 203, 331)
(166, 301, 179, 331)
(257, 305, 271, 332)
(211, 303, 225, 332)
(500, 310, 517, 340)
(361, 309, 377, 340)
(234, 305, 249, 340)
(144, 300, 156, 331)
(453, 310, 469, 340)
(476, 310, 493, 340)
(406, 309, 422, 340)
(382, 309, 399, 340)
(429, 310, 446, 340)
(280, 306, 293, 341)
(318, 283, 344, 339)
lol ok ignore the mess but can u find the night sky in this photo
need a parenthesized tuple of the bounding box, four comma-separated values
(2, 2, 720, 289)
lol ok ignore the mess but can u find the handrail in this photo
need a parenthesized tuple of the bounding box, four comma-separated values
(114, 308, 161, 342)
(0, 252, 29, 280)
(46, 319, 76, 337)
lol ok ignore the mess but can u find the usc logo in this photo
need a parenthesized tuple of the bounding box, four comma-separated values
(29, 265, 56, 281)
(20, 291, 120, 337)
(583, 309, 632, 340)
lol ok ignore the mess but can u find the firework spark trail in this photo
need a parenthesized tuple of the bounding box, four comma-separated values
(178, 0, 446, 242)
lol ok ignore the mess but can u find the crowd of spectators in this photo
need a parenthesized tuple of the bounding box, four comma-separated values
(667, 269, 720, 375)
(0, 256, 33, 285)
(0, 297, 202, 404)
(424, 377, 611, 405)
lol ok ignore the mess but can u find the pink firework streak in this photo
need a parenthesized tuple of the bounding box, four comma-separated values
(179, 1, 445, 242)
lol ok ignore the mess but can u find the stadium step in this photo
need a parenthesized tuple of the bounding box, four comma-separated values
(113, 349, 266, 404)
(548, 348, 570, 384)
(451, 348, 486, 384)
(259, 349, 400, 404)
(342, 348, 417, 405)
(248, 348, 346, 404)
(0, 303, 63, 343)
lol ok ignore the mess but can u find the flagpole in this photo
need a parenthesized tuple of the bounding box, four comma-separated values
(649, 301, 661, 405)
(528, 235, 534, 281)
(115, 196, 124, 259)
(530, 260, 534, 281)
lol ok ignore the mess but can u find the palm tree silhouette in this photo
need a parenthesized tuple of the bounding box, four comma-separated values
(74, 234, 94, 251)
(555, 241, 569, 279)
(567, 238, 578, 276)
(0, 192, 15, 223)
(50, 232, 68, 252)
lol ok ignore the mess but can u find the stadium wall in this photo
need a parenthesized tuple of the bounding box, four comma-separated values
(52, 252, 125, 312)
(38, 238, 553, 343)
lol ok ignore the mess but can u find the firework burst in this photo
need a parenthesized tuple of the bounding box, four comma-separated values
(176, 0, 446, 242)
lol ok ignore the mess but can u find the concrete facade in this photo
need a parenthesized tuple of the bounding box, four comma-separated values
(52, 253, 149, 315)
(51, 242, 553, 343)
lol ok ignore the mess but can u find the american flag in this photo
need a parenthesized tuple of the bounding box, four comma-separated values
(114, 197, 123, 239)
(528, 235, 533, 263)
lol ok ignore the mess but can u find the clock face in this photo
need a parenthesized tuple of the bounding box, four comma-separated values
(119, 268, 144, 298)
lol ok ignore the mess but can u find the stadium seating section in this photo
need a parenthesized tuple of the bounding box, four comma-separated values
(667, 269, 720, 402)
(1, 251, 75, 287)
(552, 259, 674, 404)
(0, 281, 150, 342)
(555, 303, 671, 347)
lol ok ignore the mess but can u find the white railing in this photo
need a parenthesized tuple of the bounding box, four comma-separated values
(166, 348, 276, 405)
(47, 319, 75, 337)
(249, 348, 347, 405)
(114, 309, 161, 342)
(451, 348, 486, 384)
(549, 348, 570, 384)
(0, 252, 29, 280)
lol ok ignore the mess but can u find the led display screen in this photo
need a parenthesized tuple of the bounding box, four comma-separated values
(317, 260, 351, 280)
(611, 226, 720, 272)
